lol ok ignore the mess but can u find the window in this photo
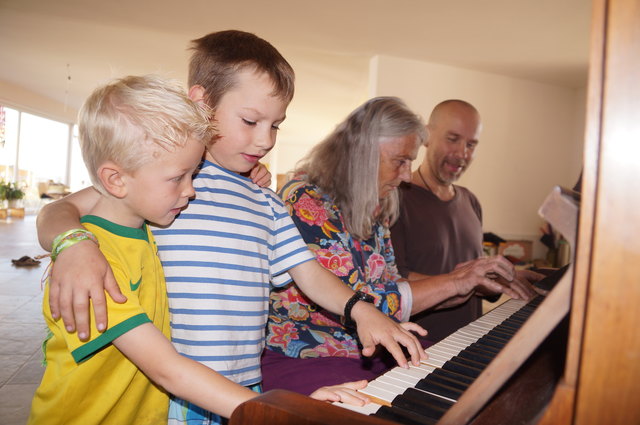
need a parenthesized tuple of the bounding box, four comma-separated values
(17, 112, 70, 187)
(0, 104, 86, 208)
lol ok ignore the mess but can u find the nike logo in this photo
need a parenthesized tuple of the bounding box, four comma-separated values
(130, 277, 142, 291)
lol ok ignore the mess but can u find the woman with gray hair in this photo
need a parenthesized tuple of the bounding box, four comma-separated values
(261, 97, 521, 393)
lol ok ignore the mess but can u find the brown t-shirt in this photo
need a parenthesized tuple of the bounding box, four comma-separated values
(391, 182, 484, 342)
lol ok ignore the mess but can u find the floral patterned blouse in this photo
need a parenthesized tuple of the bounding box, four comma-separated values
(265, 178, 405, 359)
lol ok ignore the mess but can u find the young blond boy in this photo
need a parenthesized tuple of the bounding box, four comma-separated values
(36, 31, 426, 425)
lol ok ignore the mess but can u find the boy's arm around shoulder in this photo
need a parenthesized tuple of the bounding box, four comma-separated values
(37, 186, 100, 250)
(38, 186, 125, 341)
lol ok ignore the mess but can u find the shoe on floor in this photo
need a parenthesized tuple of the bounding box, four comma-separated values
(11, 255, 41, 267)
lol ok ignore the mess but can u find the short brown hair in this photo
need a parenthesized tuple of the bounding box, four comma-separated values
(188, 30, 295, 108)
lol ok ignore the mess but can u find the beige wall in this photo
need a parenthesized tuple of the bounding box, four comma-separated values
(374, 55, 585, 259)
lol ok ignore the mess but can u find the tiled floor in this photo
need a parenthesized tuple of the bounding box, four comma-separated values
(0, 214, 48, 425)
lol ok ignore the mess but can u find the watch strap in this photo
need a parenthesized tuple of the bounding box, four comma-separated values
(344, 291, 375, 328)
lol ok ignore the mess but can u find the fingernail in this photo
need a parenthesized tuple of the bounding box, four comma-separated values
(97, 323, 105, 332)
(66, 325, 74, 332)
(79, 332, 87, 340)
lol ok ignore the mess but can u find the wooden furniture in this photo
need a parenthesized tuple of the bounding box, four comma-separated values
(229, 0, 640, 422)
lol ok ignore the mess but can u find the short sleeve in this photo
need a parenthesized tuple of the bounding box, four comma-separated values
(268, 191, 315, 286)
(66, 260, 151, 363)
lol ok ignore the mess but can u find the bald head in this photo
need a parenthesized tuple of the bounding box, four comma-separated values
(422, 99, 482, 186)
(428, 99, 481, 129)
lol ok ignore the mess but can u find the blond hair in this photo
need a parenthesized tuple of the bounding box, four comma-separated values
(78, 75, 215, 194)
(295, 97, 426, 240)
(188, 30, 295, 108)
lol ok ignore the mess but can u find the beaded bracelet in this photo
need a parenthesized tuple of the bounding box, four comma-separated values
(50, 228, 99, 262)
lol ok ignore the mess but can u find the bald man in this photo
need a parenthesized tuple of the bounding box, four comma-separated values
(391, 99, 541, 343)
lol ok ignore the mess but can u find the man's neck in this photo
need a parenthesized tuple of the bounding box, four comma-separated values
(414, 166, 456, 201)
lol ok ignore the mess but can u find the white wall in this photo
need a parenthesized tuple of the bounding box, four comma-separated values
(0, 79, 78, 124)
(371, 55, 586, 259)
(267, 48, 370, 176)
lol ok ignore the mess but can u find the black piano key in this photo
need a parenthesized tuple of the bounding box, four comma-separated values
(500, 321, 522, 331)
(415, 377, 464, 400)
(487, 327, 513, 340)
(373, 405, 438, 425)
(494, 322, 518, 334)
(510, 310, 531, 321)
(476, 334, 506, 350)
(431, 367, 475, 386)
(442, 357, 483, 378)
(391, 388, 452, 420)
(482, 332, 509, 345)
(466, 342, 499, 358)
(457, 347, 493, 365)
(420, 370, 470, 392)
(469, 341, 500, 355)
(492, 323, 516, 333)
(451, 353, 488, 370)
(401, 387, 454, 411)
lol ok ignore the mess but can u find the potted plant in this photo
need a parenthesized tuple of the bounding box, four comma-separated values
(0, 181, 26, 208)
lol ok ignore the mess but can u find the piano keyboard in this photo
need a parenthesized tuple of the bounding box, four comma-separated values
(335, 295, 544, 424)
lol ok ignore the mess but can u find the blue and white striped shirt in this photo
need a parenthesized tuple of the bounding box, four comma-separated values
(152, 161, 314, 386)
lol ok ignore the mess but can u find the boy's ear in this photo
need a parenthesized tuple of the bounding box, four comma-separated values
(188, 85, 206, 104)
(97, 161, 128, 199)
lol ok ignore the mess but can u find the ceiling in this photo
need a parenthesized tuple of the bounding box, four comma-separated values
(0, 0, 592, 114)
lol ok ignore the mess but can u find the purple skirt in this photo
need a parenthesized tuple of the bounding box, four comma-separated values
(261, 337, 434, 396)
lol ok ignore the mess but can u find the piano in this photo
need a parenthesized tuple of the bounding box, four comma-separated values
(230, 1, 640, 422)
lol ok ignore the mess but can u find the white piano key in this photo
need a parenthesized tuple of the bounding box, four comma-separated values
(359, 382, 399, 403)
(384, 371, 421, 386)
(436, 340, 465, 355)
(427, 344, 459, 357)
(422, 352, 448, 367)
(385, 367, 428, 384)
(332, 400, 382, 415)
(444, 334, 476, 347)
(376, 374, 416, 392)
(456, 327, 486, 339)
(446, 331, 478, 344)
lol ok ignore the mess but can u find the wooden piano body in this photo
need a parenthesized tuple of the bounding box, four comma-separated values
(230, 0, 640, 422)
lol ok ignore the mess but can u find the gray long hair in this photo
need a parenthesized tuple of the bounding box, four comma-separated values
(294, 96, 426, 240)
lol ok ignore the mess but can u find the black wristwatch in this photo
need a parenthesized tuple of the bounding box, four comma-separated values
(343, 291, 375, 329)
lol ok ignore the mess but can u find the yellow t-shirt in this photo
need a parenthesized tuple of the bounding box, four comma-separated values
(29, 215, 171, 425)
